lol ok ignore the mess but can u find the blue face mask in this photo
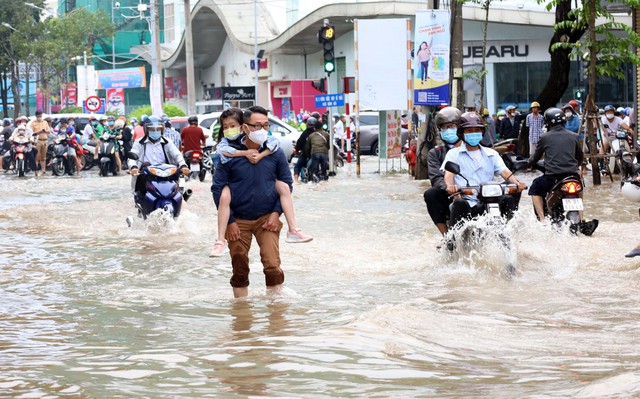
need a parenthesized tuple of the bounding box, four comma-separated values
(149, 131, 161, 141)
(464, 132, 483, 147)
(440, 128, 459, 144)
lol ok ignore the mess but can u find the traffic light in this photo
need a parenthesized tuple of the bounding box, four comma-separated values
(318, 25, 336, 75)
(311, 77, 326, 93)
(575, 89, 584, 100)
(322, 111, 329, 130)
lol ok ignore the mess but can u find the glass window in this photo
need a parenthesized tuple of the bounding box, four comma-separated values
(359, 115, 378, 126)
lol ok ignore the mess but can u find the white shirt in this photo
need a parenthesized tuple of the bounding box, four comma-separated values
(601, 115, 625, 137)
(333, 120, 345, 140)
(141, 140, 168, 165)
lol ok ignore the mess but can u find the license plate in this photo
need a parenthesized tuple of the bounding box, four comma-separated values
(190, 163, 200, 172)
(563, 198, 584, 211)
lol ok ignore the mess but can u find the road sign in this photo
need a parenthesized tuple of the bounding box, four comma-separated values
(85, 96, 102, 112)
(315, 93, 345, 108)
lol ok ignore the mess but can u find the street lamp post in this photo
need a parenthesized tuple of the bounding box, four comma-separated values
(111, 1, 116, 70)
(254, 0, 259, 106)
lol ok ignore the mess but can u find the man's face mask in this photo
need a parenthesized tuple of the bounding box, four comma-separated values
(463, 132, 483, 147)
(440, 128, 458, 144)
(606, 113, 615, 120)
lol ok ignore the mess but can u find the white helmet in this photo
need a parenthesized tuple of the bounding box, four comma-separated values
(621, 181, 640, 203)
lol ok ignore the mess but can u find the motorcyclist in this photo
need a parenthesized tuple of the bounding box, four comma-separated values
(56, 118, 82, 173)
(527, 107, 598, 236)
(601, 104, 634, 153)
(293, 116, 316, 183)
(0, 118, 11, 171)
(95, 116, 123, 174)
(128, 115, 189, 199)
(9, 125, 35, 172)
(443, 112, 526, 227)
(423, 106, 464, 238)
(304, 117, 330, 181)
(180, 115, 206, 155)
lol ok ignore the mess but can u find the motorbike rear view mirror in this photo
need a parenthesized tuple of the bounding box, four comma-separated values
(127, 152, 139, 160)
(444, 161, 460, 175)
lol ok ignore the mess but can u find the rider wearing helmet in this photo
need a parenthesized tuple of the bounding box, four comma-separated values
(128, 115, 189, 197)
(294, 116, 317, 182)
(304, 115, 331, 180)
(180, 115, 206, 155)
(562, 103, 580, 135)
(443, 111, 526, 228)
(601, 105, 634, 153)
(424, 106, 464, 239)
(527, 108, 598, 235)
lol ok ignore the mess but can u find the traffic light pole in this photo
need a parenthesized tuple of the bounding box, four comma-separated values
(326, 76, 335, 174)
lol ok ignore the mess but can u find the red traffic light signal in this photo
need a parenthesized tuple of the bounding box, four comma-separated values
(311, 77, 327, 93)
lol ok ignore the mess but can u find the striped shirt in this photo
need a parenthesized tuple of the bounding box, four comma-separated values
(526, 113, 545, 144)
(164, 128, 182, 148)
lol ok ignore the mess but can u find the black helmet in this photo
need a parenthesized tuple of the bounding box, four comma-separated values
(164, 120, 172, 128)
(313, 118, 323, 130)
(188, 116, 198, 125)
(59, 117, 68, 124)
(306, 116, 318, 128)
(311, 111, 321, 119)
(543, 107, 566, 128)
(435, 106, 461, 129)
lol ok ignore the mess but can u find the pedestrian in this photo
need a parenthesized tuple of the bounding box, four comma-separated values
(411, 107, 420, 136)
(211, 106, 293, 298)
(28, 110, 50, 176)
(481, 108, 496, 147)
(332, 113, 345, 151)
(499, 105, 520, 140)
(526, 101, 544, 157)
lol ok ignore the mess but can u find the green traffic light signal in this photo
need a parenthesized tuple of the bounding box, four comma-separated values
(324, 60, 335, 73)
(575, 90, 582, 99)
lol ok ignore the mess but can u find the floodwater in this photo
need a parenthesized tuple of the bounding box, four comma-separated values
(1, 158, 640, 398)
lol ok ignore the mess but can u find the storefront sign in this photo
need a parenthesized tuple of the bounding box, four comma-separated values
(273, 85, 291, 98)
(96, 67, 146, 89)
(462, 40, 549, 64)
(380, 110, 402, 159)
(413, 10, 451, 106)
(222, 86, 255, 101)
(315, 94, 345, 108)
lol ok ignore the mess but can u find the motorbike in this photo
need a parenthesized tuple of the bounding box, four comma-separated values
(608, 129, 632, 175)
(443, 160, 528, 277)
(12, 135, 32, 177)
(98, 133, 117, 177)
(183, 148, 207, 182)
(492, 138, 518, 171)
(533, 162, 596, 235)
(82, 140, 98, 170)
(51, 134, 76, 176)
(127, 152, 192, 221)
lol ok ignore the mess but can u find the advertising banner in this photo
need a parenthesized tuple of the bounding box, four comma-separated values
(96, 67, 146, 89)
(164, 76, 187, 99)
(61, 83, 77, 107)
(36, 88, 44, 111)
(414, 10, 451, 106)
(379, 110, 402, 159)
(355, 19, 410, 111)
(106, 88, 125, 115)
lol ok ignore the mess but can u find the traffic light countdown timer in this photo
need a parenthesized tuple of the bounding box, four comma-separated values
(318, 25, 336, 75)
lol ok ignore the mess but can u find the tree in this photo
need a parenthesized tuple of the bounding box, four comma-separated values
(538, 0, 640, 184)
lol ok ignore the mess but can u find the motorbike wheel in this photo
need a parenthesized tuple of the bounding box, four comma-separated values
(52, 160, 65, 176)
(335, 157, 344, 168)
(100, 162, 109, 177)
(16, 158, 25, 177)
(198, 169, 206, 182)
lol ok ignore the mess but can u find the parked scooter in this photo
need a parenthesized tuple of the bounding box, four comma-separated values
(98, 133, 117, 177)
(126, 152, 192, 221)
(443, 160, 528, 277)
(51, 134, 75, 176)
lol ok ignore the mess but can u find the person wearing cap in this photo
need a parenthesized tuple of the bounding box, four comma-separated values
(499, 105, 520, 141)
(526, 101, 544, 157)
(332, 113, 345, 152)
(28, 110, 51, 176)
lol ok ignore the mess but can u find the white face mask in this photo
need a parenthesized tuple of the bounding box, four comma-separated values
(565, 112, 572, 119)
(606, 113, 615, 120)
(248, 128, 267, 145)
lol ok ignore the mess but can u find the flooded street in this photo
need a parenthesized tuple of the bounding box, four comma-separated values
(1, 158, 640, 398)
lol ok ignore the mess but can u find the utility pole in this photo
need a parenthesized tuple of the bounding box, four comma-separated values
(149, 0, 163, 116)
(450, 0, 464, 109)
(586, 0, 600, 185)
(254, 0, 259, 106)
(184, 0, 196, 115)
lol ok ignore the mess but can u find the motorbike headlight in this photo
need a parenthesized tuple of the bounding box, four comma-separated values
(481, 184, 504, 198)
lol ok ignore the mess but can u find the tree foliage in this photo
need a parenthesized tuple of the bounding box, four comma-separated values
(544, 0, 640, 79)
